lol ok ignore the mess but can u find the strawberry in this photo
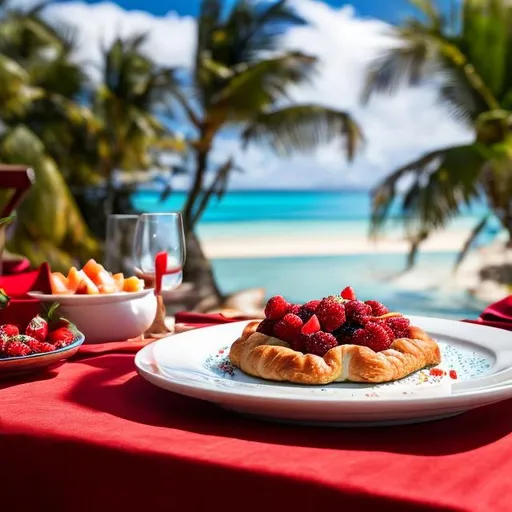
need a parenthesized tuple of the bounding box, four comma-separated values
(340, 286, 357, 300)
(25, 339, 56, 354)
(5, 341, 31, 357)
(25, 303, 59, 342)
(0, 324, 19, 338)
(47, 327, 75, 348)
(301, 314, 321, 334)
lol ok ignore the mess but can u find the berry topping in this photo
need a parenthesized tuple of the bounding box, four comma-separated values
(364, 300, 389, 317)
(290, 333, 308, 353)
(303, 300, 320, 312)
(305, 332, 338, 357)
(345, 300, 372, 323)
(256, 319, 276, 336)
(386, 316, 411, 338)
(301, 314, 321, 335)
(352, 322, 393, 352)
(289, 304, 301, 315)
(333, 323, 361, 344)
(273, 313, 303, 343)
(25, 340, 57, 354)
(315, 298, 346, 332)
(340, 286, 356, 300)
(264, 295, 290, 320)
(0, 324, 19, 338)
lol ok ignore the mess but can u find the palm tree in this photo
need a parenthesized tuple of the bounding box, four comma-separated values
(363, 0, 512, 270)
(92, 34, 179, 218)
(171, 0, 363, 310)
(0, 1, 100, 270)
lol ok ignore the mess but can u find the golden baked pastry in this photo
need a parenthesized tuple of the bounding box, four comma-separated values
(229, 288, 441, 385)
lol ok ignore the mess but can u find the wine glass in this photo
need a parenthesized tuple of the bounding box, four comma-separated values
(132, 213, 186, 293)
(105, 214, 140, 274)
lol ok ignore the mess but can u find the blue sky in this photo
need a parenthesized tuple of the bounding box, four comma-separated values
(37, 0, 471, 190)
(60, 0, 455, 21)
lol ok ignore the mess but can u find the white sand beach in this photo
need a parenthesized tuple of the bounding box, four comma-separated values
(200, 228, 479, 259)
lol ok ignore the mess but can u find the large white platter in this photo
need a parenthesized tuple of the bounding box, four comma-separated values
(135, 317, 512, 426)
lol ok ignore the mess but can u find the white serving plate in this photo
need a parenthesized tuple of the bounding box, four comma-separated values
(135, 317, 512, 426)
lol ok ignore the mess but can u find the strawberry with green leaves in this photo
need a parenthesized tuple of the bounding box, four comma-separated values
(25, 303, 59, 343)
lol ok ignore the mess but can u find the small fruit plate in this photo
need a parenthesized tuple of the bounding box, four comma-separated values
(136, 317, 512, 427)
(0, 325, 85, 379)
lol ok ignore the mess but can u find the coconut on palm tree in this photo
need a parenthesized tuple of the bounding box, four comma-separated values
(171, 0, 362, 310)
(363, 0, 512, 270)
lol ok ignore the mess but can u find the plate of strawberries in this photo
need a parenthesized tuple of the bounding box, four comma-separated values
(0, 296, 84, 378)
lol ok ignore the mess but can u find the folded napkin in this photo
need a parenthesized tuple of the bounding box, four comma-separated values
(174, 310, 262, 332)
(463, 295, 512, 331)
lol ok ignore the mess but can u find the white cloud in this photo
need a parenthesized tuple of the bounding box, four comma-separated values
(43, 1, 196, 79)
(35, 0, 474, 189)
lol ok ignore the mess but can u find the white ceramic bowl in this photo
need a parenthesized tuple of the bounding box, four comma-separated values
(28, 289, 158, 343)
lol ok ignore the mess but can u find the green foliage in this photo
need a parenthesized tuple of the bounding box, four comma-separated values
(364, 0, 512, 268)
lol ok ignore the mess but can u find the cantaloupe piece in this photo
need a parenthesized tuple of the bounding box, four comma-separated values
(75, 270, 100, 295)
(112, 273, 125, 292)
(66, 267, 82, 293)
(82, 259, 104, 280)
(82, 259, 118, 294)
(122, 276, 144, 292)
(50, 272, 70, 295)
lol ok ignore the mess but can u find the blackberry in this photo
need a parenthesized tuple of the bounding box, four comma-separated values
(333, 323, 361, 344)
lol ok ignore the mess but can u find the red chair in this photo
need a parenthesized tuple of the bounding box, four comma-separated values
(0, 165, 35, 276)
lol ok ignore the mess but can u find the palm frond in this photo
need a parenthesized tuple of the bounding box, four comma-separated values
(362, 36, 431, 103)
(409, 0, 443, 29)
(370, 143, 486, 239)
(242, 104, 362, 160)
(212, 51, 316, 117)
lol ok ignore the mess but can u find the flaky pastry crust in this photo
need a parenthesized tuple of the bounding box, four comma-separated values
(229, 321, 441, 384)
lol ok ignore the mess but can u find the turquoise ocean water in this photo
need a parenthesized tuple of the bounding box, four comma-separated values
(133, 190, 499, 320)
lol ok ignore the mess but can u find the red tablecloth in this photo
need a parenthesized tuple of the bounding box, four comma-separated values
(2, 300, 512, 511)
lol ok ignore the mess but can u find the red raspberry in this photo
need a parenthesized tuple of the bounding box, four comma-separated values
(375, 320, 396, 342)
(0, 324, 19, 338)
(264, 295, 290, 320)
(315, 298, 346, 332)
(386, 316, 411, 338)
(5, 341, 31, 357)
(303, 300, 320, 312)
(273, 313, 303, 343)
(290, 333, 308, 353)
(345, 300, 372, 323)
(289, 304, 301, 315)
(301, 314, 321, 334)
(364, 300, 389, 317)
(340, 286, 356, 300)
(353, 322, 392, 352)
(24, 339, 56, 354)
(305, 332, 338, 357)
(256, 319, 276, 336)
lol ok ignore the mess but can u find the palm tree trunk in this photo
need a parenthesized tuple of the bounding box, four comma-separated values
(182, 145, 224, 311)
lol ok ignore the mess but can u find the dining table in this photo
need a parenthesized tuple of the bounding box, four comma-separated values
(1, 269, 512, 512)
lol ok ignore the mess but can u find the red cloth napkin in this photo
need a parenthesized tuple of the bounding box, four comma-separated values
(0, 262, 51, 329)
(463, 295, 512, 331)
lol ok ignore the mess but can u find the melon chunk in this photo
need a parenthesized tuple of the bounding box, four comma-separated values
(50, 272, 70, 295)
